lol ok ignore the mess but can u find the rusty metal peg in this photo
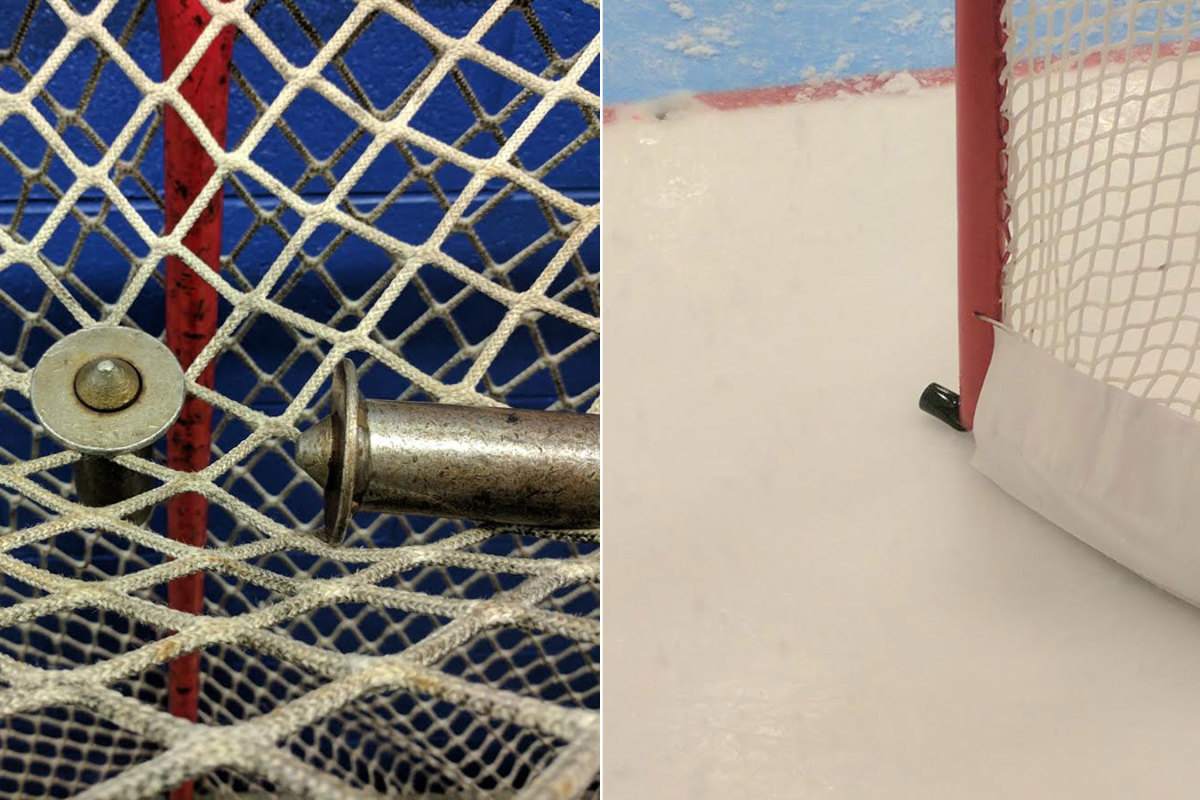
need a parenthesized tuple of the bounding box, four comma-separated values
(296, 360, 600, 545)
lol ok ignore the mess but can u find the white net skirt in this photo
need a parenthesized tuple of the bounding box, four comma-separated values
(0, 1, 600, 797)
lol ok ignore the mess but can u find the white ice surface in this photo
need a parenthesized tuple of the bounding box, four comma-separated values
(603, 87, 1200, 799)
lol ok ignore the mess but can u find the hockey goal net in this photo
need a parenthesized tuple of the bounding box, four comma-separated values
(0, 1, 599, 798)
(941, 1, 1200, 603)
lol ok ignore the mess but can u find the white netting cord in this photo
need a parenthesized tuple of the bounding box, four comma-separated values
(0, 0, 599, 797)
(1002, 0, 1200, 419)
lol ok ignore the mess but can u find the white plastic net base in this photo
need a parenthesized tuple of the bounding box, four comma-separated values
(0, 0, 599, 797)
(1003, 0, 1200, 419)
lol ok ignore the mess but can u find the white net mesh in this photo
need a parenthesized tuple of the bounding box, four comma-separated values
(0, 0, 599, 797)
(1002, 0, 1200, 418)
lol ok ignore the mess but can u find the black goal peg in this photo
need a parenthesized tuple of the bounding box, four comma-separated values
(920, 383, 967, 432)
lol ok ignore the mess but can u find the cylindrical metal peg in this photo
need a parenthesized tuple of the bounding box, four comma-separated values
(74, 447, 156, 525)
(296, 360, 600, 545)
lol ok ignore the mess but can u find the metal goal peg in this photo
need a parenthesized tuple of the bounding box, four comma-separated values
(297, 360, 600, 545)
(29, 327, 185, 524)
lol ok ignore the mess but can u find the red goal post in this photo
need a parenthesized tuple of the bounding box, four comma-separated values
(953, 0, 1007, 432)
(920, 0, 1006, 432)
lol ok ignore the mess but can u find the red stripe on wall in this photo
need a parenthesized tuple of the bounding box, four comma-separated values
(603, 37, 1200, 124)
(604, 67, 955, 123)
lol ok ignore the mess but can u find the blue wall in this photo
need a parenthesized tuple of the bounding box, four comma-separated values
(604, 0, 954, 104)
(604, 0, 1200, 104)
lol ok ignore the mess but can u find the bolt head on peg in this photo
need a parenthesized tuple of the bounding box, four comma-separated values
(296, 360, 601, 546)
(74, 356, 142, 412)
(30, 327, 186, 524)
(296, 359, 367, 547)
